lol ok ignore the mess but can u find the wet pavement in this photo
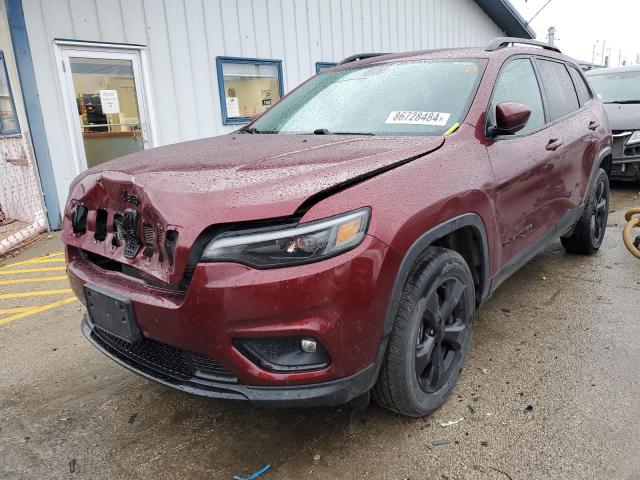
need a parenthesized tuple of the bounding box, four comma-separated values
(1, 183, 639, 480)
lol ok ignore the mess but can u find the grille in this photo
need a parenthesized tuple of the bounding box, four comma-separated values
(143, 223, 154, 258)
(612, 132, 640, 160)
(91, 327, 236, 382)
(156, 225, 165, 263)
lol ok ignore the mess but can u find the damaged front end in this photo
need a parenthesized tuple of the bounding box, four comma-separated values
(64, 172, 186, 289)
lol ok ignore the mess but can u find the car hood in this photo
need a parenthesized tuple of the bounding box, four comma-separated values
(64, 134, 444, 284)
(603, 103, 640, 131)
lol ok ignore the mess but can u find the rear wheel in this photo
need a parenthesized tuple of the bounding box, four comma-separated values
(561, 168, 609, 255)
(373, 247, 475, 417)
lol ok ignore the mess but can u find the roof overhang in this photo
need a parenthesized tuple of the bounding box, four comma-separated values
(474, 0, 536, 39)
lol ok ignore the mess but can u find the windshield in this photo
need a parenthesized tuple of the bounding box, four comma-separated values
(250, 59, 486, 136)
(587, 70, 640, 103)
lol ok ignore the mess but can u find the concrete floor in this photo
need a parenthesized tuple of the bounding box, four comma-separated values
(1, 184, 639, 480)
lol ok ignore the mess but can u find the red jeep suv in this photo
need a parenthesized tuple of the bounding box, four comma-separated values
(64, 38, 611, 417)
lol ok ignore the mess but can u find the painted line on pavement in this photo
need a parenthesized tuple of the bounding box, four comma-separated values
(0, 297, 78, 325)
(0, 289, 73, 300)
(0, 276, 68, 286)
(0, 307, 32, 314)
(0, 266, 66, 275)
(0, 251, 65, 270)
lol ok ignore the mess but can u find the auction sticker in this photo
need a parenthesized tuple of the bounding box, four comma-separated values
(385, 111, 451, 126)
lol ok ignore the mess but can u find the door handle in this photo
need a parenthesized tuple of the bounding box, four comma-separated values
(546, 138, 563, 151)
(588, 120, 600, 131)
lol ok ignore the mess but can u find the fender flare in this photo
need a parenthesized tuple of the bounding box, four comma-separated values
(381, 213, 490, 337)
(589, 145, 612, 188)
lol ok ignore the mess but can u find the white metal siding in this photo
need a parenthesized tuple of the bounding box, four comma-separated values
(21, 0, 504, 213)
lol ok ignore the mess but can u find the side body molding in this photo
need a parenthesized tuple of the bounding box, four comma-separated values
(381, 213, 490, 337)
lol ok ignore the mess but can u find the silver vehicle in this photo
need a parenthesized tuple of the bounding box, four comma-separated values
(586, 65, 640, 180)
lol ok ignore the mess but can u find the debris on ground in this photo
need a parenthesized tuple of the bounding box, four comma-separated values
(480, 441, 489, 447)
(313, 454, 321, 462)
(524, 405, 534, 415)
(439, 418, 464, 427)
(467, 405, 475, 415)
(68, 459, 76, 474)
(478, 367, 489, 374)
(233, 464, 271, 480)
(128, 413, 137, 424)
(426, 439, 450, 449)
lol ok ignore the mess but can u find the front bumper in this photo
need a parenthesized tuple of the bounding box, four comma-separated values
(611, 132, 640, 180)
(82, 314, 385, 406)
(67, 234, 397, 397)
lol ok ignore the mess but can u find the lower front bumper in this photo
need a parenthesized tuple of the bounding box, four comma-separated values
(82, 314, 384, 407)
(611, 161, 640, 180)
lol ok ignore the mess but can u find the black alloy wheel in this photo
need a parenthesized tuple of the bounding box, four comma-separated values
(561, 168, 609, 255)
(373, 247, 475, 417)
(415, 276, 470, 393)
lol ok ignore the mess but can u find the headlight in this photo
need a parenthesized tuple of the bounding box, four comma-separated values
(627, 131, 640, 145)
(201, 208, 370, 268)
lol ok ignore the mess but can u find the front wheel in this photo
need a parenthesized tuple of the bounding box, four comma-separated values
(373, 247, 475, 417)
(561, 168, 609, 255)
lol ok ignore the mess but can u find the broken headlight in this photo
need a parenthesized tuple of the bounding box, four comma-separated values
(201, 208, 370, 268)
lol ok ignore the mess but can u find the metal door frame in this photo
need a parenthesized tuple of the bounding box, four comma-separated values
(54, 42, 155, 175)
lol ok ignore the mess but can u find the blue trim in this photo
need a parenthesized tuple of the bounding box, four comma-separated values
(0, 51, 20, 135)
(215, 56, 284, 126)
(315, 62, 337, 73)
(5, 0, 61, 229)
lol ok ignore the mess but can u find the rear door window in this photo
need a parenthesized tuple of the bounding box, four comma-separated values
(537, 59, 580, 120)
(568, 66, 592, 106)
(490, 58, 545, 135)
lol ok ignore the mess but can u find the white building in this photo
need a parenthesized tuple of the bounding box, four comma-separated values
(0, 0, 533, 237)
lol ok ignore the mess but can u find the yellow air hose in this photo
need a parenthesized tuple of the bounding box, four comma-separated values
(623, 208, 640, 259)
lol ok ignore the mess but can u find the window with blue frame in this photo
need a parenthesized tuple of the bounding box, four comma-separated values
(216, 57, 284, 125)
(0, 51, 19, 135)
(316, 62, 337, 73)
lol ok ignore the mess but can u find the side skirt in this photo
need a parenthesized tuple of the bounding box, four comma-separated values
(488, 205, 583, 294)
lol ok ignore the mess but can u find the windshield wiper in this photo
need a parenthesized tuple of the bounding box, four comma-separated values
(237, 126, 263, 134)
(313, 128, 374, 136)
(604, 100, 640, 104)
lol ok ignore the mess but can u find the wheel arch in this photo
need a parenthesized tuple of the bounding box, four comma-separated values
(382, 213, 490, 338)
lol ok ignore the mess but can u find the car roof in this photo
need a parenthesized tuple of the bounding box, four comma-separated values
(585, 65, 640, 76)
(330, 45, 577, 71)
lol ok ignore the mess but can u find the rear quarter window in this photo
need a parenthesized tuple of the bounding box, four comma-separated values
(537, 59, 580, 120)
(568, 66, 592, 106)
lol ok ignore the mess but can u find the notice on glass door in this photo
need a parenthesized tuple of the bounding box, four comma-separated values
(99, 90, 120, 114)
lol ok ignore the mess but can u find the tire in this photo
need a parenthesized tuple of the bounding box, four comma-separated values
(561, 168, 609, 255)
(373, 247, 475, 417)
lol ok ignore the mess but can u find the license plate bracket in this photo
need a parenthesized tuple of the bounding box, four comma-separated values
(84, 284, 141, 343)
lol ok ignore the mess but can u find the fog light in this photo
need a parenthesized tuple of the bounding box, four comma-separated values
(235, 336, 329, 372)
(300, 338, 317, 353)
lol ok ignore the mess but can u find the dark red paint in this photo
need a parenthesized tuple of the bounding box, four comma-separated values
(64, 46, 611, 392)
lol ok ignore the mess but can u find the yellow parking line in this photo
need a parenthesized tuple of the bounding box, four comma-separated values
(0, 297, 78, 326)
(0, 289, 73, 300)
(0, 254, 65, 270)
(0, 276, 68, 286)
(0, 266, 66, 275)
(0, 307, 32, 314)
(7, 257, 65, 267)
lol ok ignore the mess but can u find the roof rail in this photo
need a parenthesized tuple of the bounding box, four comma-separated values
(485, 37, 561, 53)
(337, 53, 389, 65)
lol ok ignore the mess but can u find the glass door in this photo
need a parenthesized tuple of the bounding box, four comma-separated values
(59, 48, 151, 170)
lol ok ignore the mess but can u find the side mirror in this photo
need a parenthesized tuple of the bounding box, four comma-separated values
(488, 102, 532, 136)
